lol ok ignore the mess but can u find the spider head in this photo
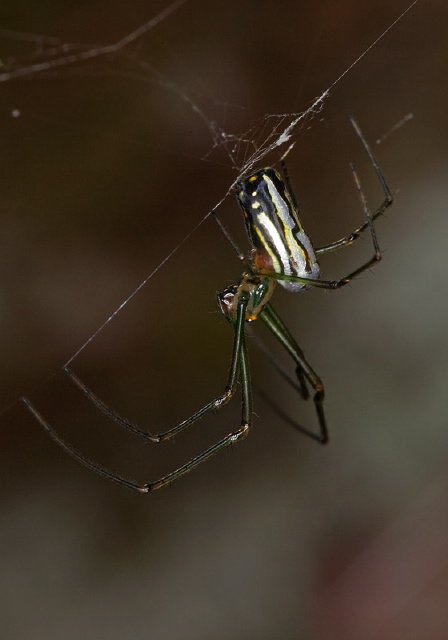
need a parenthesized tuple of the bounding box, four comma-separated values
(217, 274, 276, 324)
(217, 285, 238, 323)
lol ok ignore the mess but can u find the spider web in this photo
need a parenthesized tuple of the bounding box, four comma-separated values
(4, 4, 448, 637)
(0, 0, 419, 412)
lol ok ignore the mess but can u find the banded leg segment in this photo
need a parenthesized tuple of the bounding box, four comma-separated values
(247, 328, 310, 400)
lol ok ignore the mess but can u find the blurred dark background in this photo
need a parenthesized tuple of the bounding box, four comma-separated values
(0, 0, 447, 638)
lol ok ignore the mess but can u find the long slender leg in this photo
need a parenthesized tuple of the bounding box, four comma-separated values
(259, 302, 327, 444)
(246, 327, 310, 400)
(314, 197, 391, 255)
(20, 296, 253, 492)
(315, 117, 393, 255)
(64, 367, 160, 441)
(210, 208, 249, 267)
(148, 325, 252, 492)
(21, 397, 145, 492)
(61, 290, 249, 443)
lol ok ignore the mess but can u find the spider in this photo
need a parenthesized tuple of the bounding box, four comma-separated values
(22, 118, 392, 492)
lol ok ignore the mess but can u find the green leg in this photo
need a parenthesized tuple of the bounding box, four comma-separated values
(247, 328, 310, 400)
(63, 289, 249, 444)
(259, 303, 328, 444)
(21, 294, 253, 493)
(148, 328, 252, 492)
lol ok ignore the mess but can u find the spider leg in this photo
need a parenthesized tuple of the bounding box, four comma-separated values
(63, 367, 159, 441)
(20, 294, 252, 493)
(21, 397, 144, 492)
(60, 288, 252, 443)
(146, 328, 252, 492)
(259, 302, 327, 444)
(210, 208, 249, 267)
(315, 117, 393, 255)
(247, 327, 310, 400)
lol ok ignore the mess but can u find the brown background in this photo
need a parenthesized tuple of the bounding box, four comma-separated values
(0, 0, 447, 638)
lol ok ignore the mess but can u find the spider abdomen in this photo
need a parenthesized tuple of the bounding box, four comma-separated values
(236, 167, 320, 293)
